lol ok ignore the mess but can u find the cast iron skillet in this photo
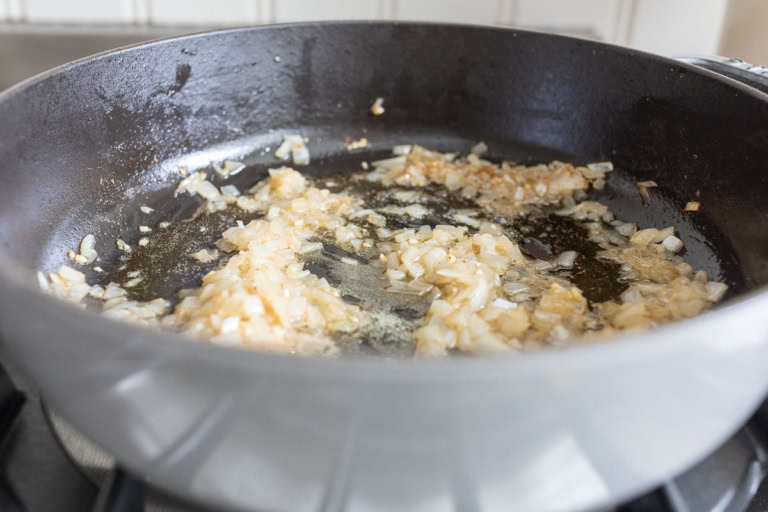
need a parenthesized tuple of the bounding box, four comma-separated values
(1, 22, 768, 511)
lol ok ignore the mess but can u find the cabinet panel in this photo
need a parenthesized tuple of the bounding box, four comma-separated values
(396, 0, 499, 25)
(628, 0, 729, 55)
(516, 0, 624, 41)
(25, 0, 132, 23)
(148, 0, 255, 26)
(274, 0, 378, 22)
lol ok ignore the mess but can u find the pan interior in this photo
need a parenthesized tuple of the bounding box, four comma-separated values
(1, 24, 764, 359)
(33, 128, 739, 357)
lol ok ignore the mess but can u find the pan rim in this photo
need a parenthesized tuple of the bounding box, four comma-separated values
(1, 20, 768, 106)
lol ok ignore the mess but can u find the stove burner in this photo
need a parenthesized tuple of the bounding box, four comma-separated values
(42, 400, 768, 512)
(92, 469, 145, 512)
(0, 362, 25, 512)
(46, 407, 203, 511)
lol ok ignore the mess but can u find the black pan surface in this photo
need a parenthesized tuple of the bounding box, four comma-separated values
(1, 22, 767, 323)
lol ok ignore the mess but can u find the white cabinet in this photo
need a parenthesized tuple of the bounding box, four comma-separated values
(24, 0, 132, 23)
(274, 0, 378, 22)
(505, 0, 728, 56)
(147, 0, 257, 26)
(627, 0, 729, 55)
(396, 0, 499, 25)
(5, 0, 23, 22)
(0, 0, 739, 59)
(513, 0, 628, 42)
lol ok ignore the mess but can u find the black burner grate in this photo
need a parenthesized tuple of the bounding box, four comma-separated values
(92, 469, 145, 512)
(0, 362, 25, 512)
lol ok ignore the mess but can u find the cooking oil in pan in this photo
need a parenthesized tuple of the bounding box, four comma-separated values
(91, 171, 624, 357)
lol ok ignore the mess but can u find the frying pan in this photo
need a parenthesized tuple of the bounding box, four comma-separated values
(1, 22, 768, 511)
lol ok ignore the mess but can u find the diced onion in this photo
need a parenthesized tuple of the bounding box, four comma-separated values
(370, 97, 385, 115)
(587, 161, 614, 172)
(661, 235, 684, 253)
(345, 138, 369, 151)
(705, 281, 728, 302)
(471, 142, 488, 156)
(193, 249, 219, 263)
(116, 239, 131, 252)
(392, 145, 412, 155)
(557, 251, 578, 268)
(41, 143, 727, 360)
(684, 201, 701, 212)
(299, 242, 323, 254)
(213, 160, 246, 178)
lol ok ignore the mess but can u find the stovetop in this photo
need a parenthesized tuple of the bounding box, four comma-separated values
(0, 353, 766, 512)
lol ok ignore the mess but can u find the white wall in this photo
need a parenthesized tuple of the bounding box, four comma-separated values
(627, 0, 729, 55)
(0, 0, 738, 57)
(719, 0, 768, 66)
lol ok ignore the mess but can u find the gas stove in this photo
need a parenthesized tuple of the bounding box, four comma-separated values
(0, 356, 765, 512)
